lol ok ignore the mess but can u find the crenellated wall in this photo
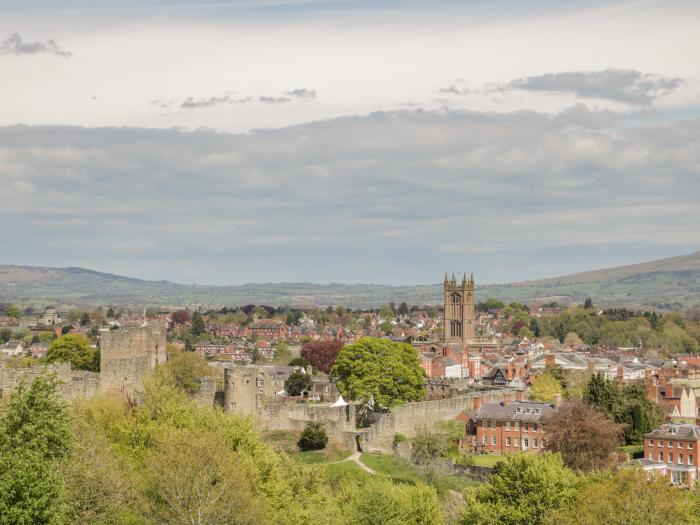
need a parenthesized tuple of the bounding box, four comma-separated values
(0, 362, 99, 401)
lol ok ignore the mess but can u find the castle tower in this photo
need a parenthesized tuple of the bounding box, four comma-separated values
(443, 272, 475, 344)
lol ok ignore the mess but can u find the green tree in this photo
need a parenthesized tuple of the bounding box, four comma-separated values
(331, 337, 426, 411)
(546, 468, 700, 525)
(5, 304, 21, 319)
(160, 349, 217, 394)
(380, 320, 394, 335)
(530, 372, 564, 402)
(79, 312, 91, 326)
(0, 328, 11, 343)
(0, 375, 72, 525)
(191, 311, 206, 337)
(460, 453, 579, 525)
(398, 302, 409, 315)
(47, 334, 98, 372)
(297, 422, 328, 451)
(284, 371, 313, 396)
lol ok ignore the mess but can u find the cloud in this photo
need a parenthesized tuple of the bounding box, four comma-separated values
(441, 70, 684, 106)
(258, 96, 291, 104)
(0, 107, 698, 285)
(285, 88, 316, 101)
(180, 95, 235, 109)
(0, 33, 72, 58)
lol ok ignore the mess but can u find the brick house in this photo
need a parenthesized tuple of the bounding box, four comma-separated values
(641, 424, 700, 485)
(250, 320, 287, 341)
(470, 400, 557, 454)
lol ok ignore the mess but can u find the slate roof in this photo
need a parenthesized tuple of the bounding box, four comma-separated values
(474, 401, 555, 422)
(645, 424, 700, 440)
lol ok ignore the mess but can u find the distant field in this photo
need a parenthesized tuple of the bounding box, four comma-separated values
(1, 250, 699, 308)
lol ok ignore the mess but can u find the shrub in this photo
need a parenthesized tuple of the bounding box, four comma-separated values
(298, 422, 328, 452)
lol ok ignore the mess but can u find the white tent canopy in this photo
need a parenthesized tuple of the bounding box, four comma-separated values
(331, 395, 348, 407)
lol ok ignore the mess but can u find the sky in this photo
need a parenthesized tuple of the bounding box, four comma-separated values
(1, 0, 699, 286)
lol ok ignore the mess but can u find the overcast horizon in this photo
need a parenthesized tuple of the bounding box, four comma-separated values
(2, 0, 699, 286)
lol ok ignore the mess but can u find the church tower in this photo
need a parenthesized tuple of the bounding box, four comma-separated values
(443, 272, 475, 344)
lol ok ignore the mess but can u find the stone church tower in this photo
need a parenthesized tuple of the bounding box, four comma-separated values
(443, 273, 476, 344)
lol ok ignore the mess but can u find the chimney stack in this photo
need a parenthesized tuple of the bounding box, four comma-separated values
(554, 393, 562, 409)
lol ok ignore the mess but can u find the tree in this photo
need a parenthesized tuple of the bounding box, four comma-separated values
(563, 332, 584, 348)
(5, 304, 21, 319)
(298, 422, 328, 451)
(300, 340, 343, 373)
(584, 298, 593, 309)
(191, 311, 206, 337)
(171, 310, 191, 325)
(106, 306, 116, 319)
(545, 468, 700, 525)
(0, 375, 72, 525)
(160, 349, 217, 394)
(530, 372, 564, 402)
(0, 327, 11, 343)
(284, 371, 313, 396)
(330, 337, 426, 411)
(47, 334, 98, 372)
(79, 312, 91, 326)
(460, 453, 579, 525)
(545, 400, 624, 470)
(398, 302, 409, 315)
(380, 320, 394, 335)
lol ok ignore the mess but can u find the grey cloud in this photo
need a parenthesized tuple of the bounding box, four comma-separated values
(285, 88, 317, 101)
(258, 96, 291, 104)
(505, 69, 683, 105)
(442, 69, 684, 106)
(0, 33, 72, 58)
(1, 107, 698, 285)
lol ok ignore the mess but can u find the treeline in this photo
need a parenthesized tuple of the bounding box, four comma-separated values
(486, 299, 700, 353)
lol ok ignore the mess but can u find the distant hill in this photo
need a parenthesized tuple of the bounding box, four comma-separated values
(1, 250, 699, 309)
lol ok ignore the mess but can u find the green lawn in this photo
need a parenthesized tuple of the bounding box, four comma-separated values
(465, 454, 504, 468)
(297, 448, 352, 464)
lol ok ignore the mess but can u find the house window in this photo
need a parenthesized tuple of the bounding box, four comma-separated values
(533, 424, 538, 432)
(514, 421, 519, 430)
(649, 451, 654, 461)
(505, 422, 510, 431)
(679, 454, 684, 464)
(516, 408, 522, 413)
(523, 438, 530, 449)
(669, 452, 674, 462)
(668, 441, 673, 448)
(482, 420, 487, 428)
(689, 455, 693, 465)
(541, 439, 546, 448)
(506, 437, 512, 447)
(671, 470, 687, 485)
(677, 442, 682, 448)
(689, 443, 694, 450)
(482, 436, 487, 445)
(492, 436, 497, 445)
(491, 420, 496, 429)
(649, 440, 654, 447)
(659, 452, 664, 461)
(533, 438, 538, 448)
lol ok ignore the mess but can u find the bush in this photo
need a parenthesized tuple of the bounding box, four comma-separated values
(298, 422, 328, 452)
(284, 371, 313, 396)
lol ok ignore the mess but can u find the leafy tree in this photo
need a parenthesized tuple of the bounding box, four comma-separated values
(380, 320, 394, 335)
(47, 334, 98, 372)
(79, 312, 91, 326)
(530, 372, 564, 402)
(563, 332, 584, 348)
(584, 298, 593, 309)
(5, 304, 21, 319)
(545, 400, 624, 470)
(171, 309, 191, 325)
(379, 305, 394, 319)
(160, 349, 217, 394)
(284, 371, 313, 396)
(0, 375, 72, 525)
(106, 306, 116, 319)
(546, 469, 700, 525)
(476, 298, 505, 312)
(398, 302, 409, 315)
(289, 356, 310, 367)
(297, 422, 328, 452)
(0, 327, 11, 343)
(460, 453, 579, 525)
(191, 311, 206, 336)
(300, 340, 343, 373)
(331, 337, 426, 411)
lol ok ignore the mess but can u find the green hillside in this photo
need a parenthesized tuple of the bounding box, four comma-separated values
(1, 250, 699, 309)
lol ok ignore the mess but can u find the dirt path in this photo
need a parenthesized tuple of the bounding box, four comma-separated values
(329, 451, 376, 474)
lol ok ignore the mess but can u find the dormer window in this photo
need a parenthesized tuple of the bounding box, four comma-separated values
(525, 408, 531, 414)
(516, 408, 522, 413)
(534, 408, 540, 414)
(670, 428, 678, 435)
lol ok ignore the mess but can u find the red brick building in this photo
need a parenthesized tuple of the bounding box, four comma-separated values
(470, 400, 557, 454)
(641, 424, 700, 485)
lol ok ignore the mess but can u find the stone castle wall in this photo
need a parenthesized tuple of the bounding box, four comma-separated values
(0, 362, 99, 401)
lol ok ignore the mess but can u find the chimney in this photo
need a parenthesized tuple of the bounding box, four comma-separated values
(473, 396, 481, 410)
(502, 392, 510, 406)
(554, 393, 562, 409)
(515, 389, 524, 401)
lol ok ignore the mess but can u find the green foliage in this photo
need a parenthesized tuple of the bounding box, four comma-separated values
(4, 304, 21, 319)
(190, 310, 206, 336)
(0, 375, 72, 525)
(161, 349, 217, 394)
(298, 422, 328, 452)
(530, 371, 564, 402)
(47, 334, 98, 372)
(460, 453, 579, 525)
(476, 298, 505, 312)
(331, 337, 426, 411)
(284, 371, 313, 396)
(545, 468, 700, 525)
(584, 373, 664, 444)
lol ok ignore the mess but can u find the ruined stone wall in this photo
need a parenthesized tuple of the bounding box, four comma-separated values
(100, 324, 167, 397)
(0, 363, 99, 401)
(192, 376, 218, 407)
(363, 388, 517, 453)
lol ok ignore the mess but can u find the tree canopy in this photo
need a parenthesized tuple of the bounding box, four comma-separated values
(47, 334, 99, 372)
(300, 340, 343, 373)
(330, 337, 426, 410)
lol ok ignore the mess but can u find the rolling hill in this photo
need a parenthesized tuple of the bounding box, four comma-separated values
(1, 250, 699, 309)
